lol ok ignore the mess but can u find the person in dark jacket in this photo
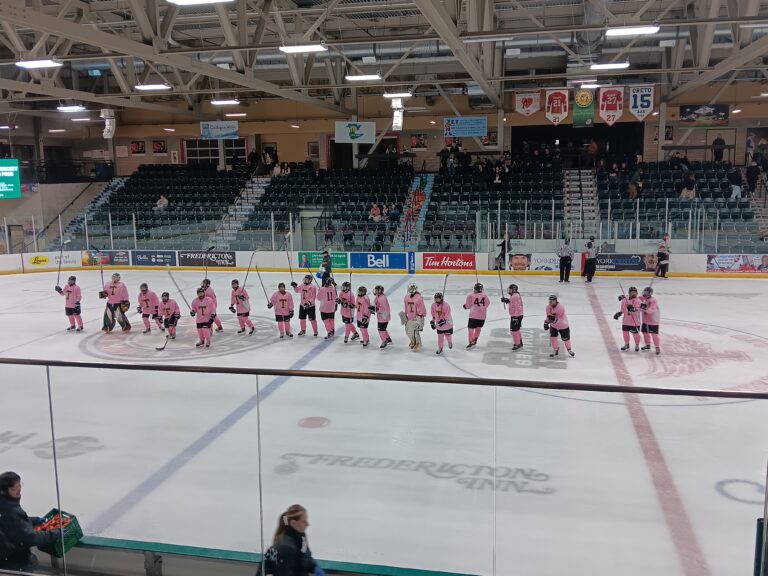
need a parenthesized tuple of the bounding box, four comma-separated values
(272, 504, 321, 576)
(0, 471, 58, 573)
(320, 251, 333, 285)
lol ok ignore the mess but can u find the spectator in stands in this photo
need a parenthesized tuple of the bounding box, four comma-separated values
(628, 168, 643, 200)
(269, 504, 322, 576)
(712, 134, 726, 162)
(608, 163, 619, 179)
(747, 160, 761, 193)
(247, 150, 258, 173)
(388, 203, 400, 222)
(153, 194, 169, 212)
(439, 146, 450, 174)
(369, 203, 382, 222)
(727, 167, 743, 200)
(680, 171, 697, 207)
(341, 224, 353, 248)
(304, 156, 313, 171)
(446, 153, 455, 177)
(313, 168, 325, 183)
(324, 224, 335, 246)
(279, 163, 291, 176)
(0, 471, 59, 573)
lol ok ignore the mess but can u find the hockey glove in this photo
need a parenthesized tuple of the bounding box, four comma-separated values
(290, 282, 298, 288)
(136, 306, 142, 314)
(238, 295, 246, 301)
(613, 312, 622, 320)
(229, 306, 236, 314)
(501, 297, 510, 303)
(640, 303, 648, 311)
(99, 291, 107, 299)
(289, 311, 294, 319)
(190, 311, 196, 317)
(543, 322, 550, 331)
(368, 305, 376, 313)
(267, 302, 274, 309)
(627, 305, 636, 313)
(547, 314, 556, 323)
(438, 319, 447, 327)
(618, 295, 625, 301)
(335, 298, 342, 305)
(55, 286, 63, 293)
(302, 301, 312, 309)
(463, 304, 469, 309)
(120, 301, 130, 313)
(430, 320, 436, 330)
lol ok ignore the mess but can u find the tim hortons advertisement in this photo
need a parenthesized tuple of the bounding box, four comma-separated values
(422, 253, 476, 270)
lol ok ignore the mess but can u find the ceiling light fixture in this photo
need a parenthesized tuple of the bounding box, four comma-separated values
(279, 44, 327, 54)
(383, 92, 412, 98)
(652, 111, 659, 116)
(48, 129, 66, 133)
(462, 34, 515, 44)
(15, 58, 62, 69)
(429, 120, 436, 124)
(166, 0, 233, 5)
(0, 125, 15, 130)
(290, 123, 300, 128)
(225, 113, 247, 117)
(606, 25, 660, 37)
(732, 108, 742, 114)
(71, 117, 91, 122)
(135, 83, 171, 91)
(590, 61, 630, 70)
(210, 98, 240, 106)
(575, 78, 598, 84)
(345, 74, 383, 81)
(57, 104, 86, 112)
(579, 84, 604, 89)
(163, 128, 176, 132)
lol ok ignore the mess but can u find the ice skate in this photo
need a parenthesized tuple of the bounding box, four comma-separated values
(448, 341, 453, 349)
(344, 336, 349, 343)
(237, 328, 246, 334)
(641, 345, 651, 351)
(298, 330, 306, 336)
(205, 342, 210, 348)
(122, 326, 131, 333)
(512, 344, 522, 351)
(655, 347, 661, 355)
(143, 329, 151, 334)
(287, 332, 293, 338)
(314, 332, 318, 337)
(550, 349, 559, 357)
(436, 348, 443, 355)
(635, 345, 640, 352)
(362, 341, 368, 347)
(620, 344, 630, 351)
(280, 333, 285, 339)
(215, 327, 223, 333)
(195, 341, 204, 347)
(67, 326, 75, 332)
(351, 333, 359, 341)
(248, 327, 255, 335)
(76, 327, 83, 332)
(568, 350, 575, 357)
(380, 340, 388, 349)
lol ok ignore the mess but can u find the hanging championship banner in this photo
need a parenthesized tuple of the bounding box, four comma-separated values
(628, 85, 655, 121)
(545, 89, 569, 125)
(598, 87, 624, 126)
(572, 89, 595, 128)
(515, 91, 541, 117)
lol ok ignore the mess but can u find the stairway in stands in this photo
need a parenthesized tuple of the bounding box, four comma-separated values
(209, 176, 270, 249)
(563, 169, 598, 238)
(392, 173, 435, 251)
(55, 177, 128, 248)
(748, 170, 768, 239)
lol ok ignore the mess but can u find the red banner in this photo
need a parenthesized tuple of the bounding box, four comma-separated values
(422, 253, 476, 270)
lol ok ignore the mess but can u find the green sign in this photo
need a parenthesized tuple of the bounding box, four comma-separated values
(572, 89, 595, 128)
(297, 251, 348, 270)
(0, 159, 21, 199)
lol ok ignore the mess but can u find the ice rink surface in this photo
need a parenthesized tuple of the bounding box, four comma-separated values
(1, 269, 767, 575)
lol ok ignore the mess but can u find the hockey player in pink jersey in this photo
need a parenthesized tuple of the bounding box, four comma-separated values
(430, 292, 453, 355)
(500, 283, 524, 350)
(463, 282, 489, 349)
(137, 283, 163, 334)
(268, 282, 294, 338)
(159, 292, 181, 340)
(338, 281, 359, 343)
(402, 283, 427, 351)
(292, 274, 318, 337)
(545, 294, 574, 358)
(229, 279, 255, 335)
(373, 285, 392, 348)
(639, 286, 661, 355)
(99, 272, 130, 333)
(201, 279, 224, 332)
(613, 286, 642, 351)
(55, 275, 83, 332)
(190, 287, 214, 347)
(355, 286, 372, 347)
(316, 276, 338, 339)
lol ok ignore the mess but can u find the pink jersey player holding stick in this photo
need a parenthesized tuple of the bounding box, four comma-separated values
(137, 283, 163, 334)
(268, 282, 294, 338)
(544, 294, 574, 358)
(100, 272, 130, 333)
(159, 292, 181, 340)
(355, 286, 372, 347)
(229, 279, 254, 335)
(190, 287, 214, 348)
(338, 281, 359, 343)
(373, 285, 392, 348)
(316, 276, 338, 339)
(463, 282, 489, 349)
(292, 274, 318, 337)
(500, 283, 524, 350)
(201, 278, 224, 333)
(613, 286, 642, 351)
(55, 275, 83, 332)
(639, 286, 661, 355)
(402, 283, 427, 351)
(430, 292, 453, 355)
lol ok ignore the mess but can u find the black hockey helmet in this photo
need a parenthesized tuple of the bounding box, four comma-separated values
(323, 276, 334, 286)
(303, 274, 312, 283)
(643, 286, 653, 297)
(508, 283, 518, 293)
(341, 281, 351, 291)
(140, 282, 148, 291)
(231, 279, 239, 286)
(67, 275, 76, 284)
(628, 286, 638, 295)
(474, 282, 483, 292)
(201, 278, 211, 287)
(278, 282, 286, 290)
(374, 285, 384, 295)
(548, 293, 558, 302)
(161, 292, 170, 300)
(357, 286, 367, 296)
(434, 292, 443, 302)
(196, 287, 205, 295)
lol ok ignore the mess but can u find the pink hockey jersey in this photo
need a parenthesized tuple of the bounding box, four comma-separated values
(374, 294, 391, 322)
(620, 296, 642, 327)
(160, 299, 180, 319)
(270, 291, 294, 315)
(60, 284, 81, 308)
(294, 283, 317, 307)
(203, 286, 218, 312)
(339, 290, 356, 319)
(640, 296, 660, 325)
(356, 295, 372, 323)
(546, 303, 569, 330)
(431, 302, 453, 331)
(464, 292, 490, 321)
(138, 290, 160, 314)
(506, 293, 524, 317)
(191, 296, 214, 322)
(403, 293, 427, 321)
(317, 285, 338, 314)
(231, 287, 251, 313)
(104, 281, 129, 305)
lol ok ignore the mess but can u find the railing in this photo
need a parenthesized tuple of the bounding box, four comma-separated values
(0, 357, 766, 576)
(22, 160, 115, 184)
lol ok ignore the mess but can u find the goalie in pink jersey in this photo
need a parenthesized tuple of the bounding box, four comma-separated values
(316, 276, 338, 339)
(137, 283, 163, 334)
(338, 281, 359, 343)
(292, 274, 318, 336)
(201, 278, 224, 332)
(229, 279, 254, 335)
(99, 272, 130, 333)
(268, 282, 294, 338)
(640, 286, 661, 355)
(159, 292, 181, 340)
(190, 287, 214, 348)
(500, 283, 524, 350)
(55, 275, 83, 332)
(463, 282, 489, 349)
(402, 283, 427, 351)
(355, 286, 372, 347)
(544, 294, 574, 358)
(613, 286, 642, 351)
(430, 292, 453, 355)
(373, 285, 392, 348)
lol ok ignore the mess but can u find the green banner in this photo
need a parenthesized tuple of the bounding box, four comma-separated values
(297, 251, 348, 270)
(572, 89, 595, 128)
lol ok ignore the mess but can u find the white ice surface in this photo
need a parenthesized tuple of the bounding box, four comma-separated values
(0, 270, 766, 575)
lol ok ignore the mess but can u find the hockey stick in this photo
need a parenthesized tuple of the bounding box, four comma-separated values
(167, 266, 191, 310)
(243, 251, 256, 287)
(55, 239, 71, 286)
(90, 245, 105, 288)
(441, 273, 449, 296)
(285, 246, 294, 283)
(305, 263, 321, 289)
(497, 265, 504, 307)
(254, 261, 270, 304)
(203, 245, 215, 280)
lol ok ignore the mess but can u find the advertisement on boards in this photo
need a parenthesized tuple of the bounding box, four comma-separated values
(178, 250, 236, 267)
(706, 254, 768, 273)
(81, 250, 130, 267)
(422, 253, 476, 270)
(350, 252, 408, 270)
(24, 251, 81, 270)
(133, 250, 177, 267)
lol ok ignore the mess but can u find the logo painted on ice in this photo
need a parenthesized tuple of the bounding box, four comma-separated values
(0, 430, 103, 459)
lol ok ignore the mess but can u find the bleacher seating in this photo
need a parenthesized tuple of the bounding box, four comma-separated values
(423, 167, 564, 250)
(88, 164, 247, 250)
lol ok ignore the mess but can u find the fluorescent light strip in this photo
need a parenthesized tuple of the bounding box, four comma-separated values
(606, 25, 660, 37)
(210, 99, 240, 106)
(71, 118, 91, 122)
(163, 128, 176, 132)
(590, 61, 630, 70)
(0, 125, 14, 130)
(279, 44, 327, 54)
(462, 35, 515, 44)
(732, 108, 742, 114)
(575, 78, 598, 84)
(225, 113, 247, 117)
(48, 129, 66, 133)
(57, 105, 86, 112)
(383, 92, 412, 98)
(345, 74, 382, 81)
(290, 124, 300, 128)
(579, 84, 604, 89)
(16, 58, 62, 69)
(135, 83, 171, 91)
(166, 0, 233, 5)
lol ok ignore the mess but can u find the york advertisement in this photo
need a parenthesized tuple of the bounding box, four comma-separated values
(594, 253, 660, 272)
(178, 250, 235, 267)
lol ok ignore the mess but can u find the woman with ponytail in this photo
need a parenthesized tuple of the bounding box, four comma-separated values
(264, 504, 322, 576)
